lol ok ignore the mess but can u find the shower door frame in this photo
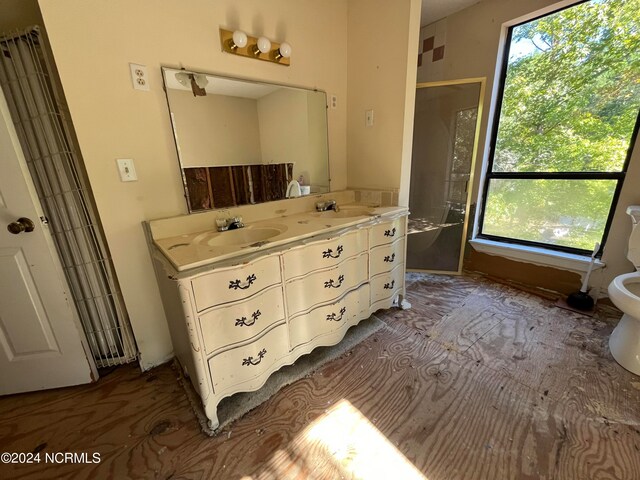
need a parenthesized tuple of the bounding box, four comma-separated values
(408, 77, 486, 275)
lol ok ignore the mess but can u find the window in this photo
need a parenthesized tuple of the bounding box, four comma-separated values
(478, 0, 640, 255)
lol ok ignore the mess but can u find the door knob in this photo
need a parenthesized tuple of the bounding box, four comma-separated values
(7, 217, 35, 235)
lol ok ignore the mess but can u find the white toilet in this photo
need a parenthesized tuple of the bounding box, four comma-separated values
(608, 205, 640, 375)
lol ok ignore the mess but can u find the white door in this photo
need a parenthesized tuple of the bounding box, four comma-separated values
(0, 88, 97, 395)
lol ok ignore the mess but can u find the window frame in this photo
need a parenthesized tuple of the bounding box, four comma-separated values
(477, 3, 639, 257)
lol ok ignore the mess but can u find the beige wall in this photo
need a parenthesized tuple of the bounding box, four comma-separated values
(258, 89, 329, 189)
(306, 92, 330, 190)
(258, 88, 308, 174)
(37, 0, 348, 369)
(169, 90, 262, 167)
(346, 0, 422, 206)
(418, 0, 640, 295)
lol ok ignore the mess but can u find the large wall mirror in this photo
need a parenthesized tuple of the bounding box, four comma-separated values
(162, 67, 330, 212)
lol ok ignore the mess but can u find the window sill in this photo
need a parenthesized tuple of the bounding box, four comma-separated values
(469, 238, 605, 273)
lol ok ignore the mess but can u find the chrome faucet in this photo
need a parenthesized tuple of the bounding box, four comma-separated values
(316, 200, 338, 212)
(216, 216, 244, 232)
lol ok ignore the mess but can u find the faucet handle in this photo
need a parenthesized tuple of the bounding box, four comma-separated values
(316, 200, 337, 211)
(216, 218, 227, 229)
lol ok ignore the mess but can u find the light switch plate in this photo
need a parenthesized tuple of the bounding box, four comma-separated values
(365, 109, 374, 127)
(129, 63, 149, 91)
(116, 158, 137, 182)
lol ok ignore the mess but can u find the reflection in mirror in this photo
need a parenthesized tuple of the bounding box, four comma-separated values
(162, 67, 330, 212)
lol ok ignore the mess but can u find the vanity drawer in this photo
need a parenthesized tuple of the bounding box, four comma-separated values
(370, 262, 404, 304)
(289, 284, 370, 349)
(208, 323, 289, 394)
(282, 229, 367, 280)
(199, 284, 285, 355)
(285, 253, 369, 315)
(370, 237, 405, 277)
(370, 217, 406, 247)
(191, 255, 281, 312)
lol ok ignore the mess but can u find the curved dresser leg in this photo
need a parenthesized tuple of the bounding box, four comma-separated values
(204, 404, 220, 433)
(207, 417, 219, 432)
(398, 294, 411, 310)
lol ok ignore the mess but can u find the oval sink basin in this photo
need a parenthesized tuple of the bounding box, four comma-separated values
(310, 208, 375, 219)
(193, 225, 287, 247)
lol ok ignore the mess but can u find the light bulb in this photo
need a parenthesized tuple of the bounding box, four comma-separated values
(279, 42, 292, 58)
(256, 36, 271, 54)
(274, 42, 292, 61)
(231, 30, 247, 49)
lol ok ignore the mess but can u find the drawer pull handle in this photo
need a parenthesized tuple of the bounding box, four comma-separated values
(384, 227, 396, 237)
(242, 348, 267, 366)
(383, 279, 395, 290)
(326, 306, 347, 322)
(322, 244, 344, 259)
(324, 274, 345, 289)
(384, 253, 396, 263)
(235, 310, 261, 327)
(229, 274, 257, 290)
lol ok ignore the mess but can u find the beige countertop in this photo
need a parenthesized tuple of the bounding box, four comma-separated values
(152, 204, 407, 272)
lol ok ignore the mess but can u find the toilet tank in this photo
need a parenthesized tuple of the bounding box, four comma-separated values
(627, 205, 640, 269)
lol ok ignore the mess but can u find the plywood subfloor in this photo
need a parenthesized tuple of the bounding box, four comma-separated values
(1, 273, 639, 480)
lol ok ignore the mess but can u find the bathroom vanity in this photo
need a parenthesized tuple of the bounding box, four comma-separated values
(147, 192, 408, 430)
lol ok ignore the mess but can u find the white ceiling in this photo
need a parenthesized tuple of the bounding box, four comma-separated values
(421, 0, 482, 26)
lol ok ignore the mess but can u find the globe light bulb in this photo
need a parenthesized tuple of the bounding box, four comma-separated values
(256, 36, 271, 54)
(279, 42, 292, 59)
(231, 30, 247, 49)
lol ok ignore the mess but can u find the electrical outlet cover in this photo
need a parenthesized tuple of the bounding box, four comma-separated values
(129, 63, 149, 91)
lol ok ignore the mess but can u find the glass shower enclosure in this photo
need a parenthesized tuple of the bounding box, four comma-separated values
(407, 79, 484, 273)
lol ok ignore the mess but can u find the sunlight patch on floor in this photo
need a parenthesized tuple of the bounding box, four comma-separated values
(407, 217, 460, 235)
(302, 399, 426, 479)
(243, 399, 428, 479)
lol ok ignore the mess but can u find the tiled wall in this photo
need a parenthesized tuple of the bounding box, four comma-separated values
(353, 189, 399, 207)
(417, 19, 447, 83)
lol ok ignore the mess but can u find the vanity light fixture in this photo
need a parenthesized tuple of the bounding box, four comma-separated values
(175, 71, 190, 87)
(174, 70, 208, 97)
(193, 74, 209, 89)
(219, 28, 291, 66)
(189, 74, 206, 96)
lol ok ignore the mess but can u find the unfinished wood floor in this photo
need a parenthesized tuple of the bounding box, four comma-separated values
(1, 273, 639, 480)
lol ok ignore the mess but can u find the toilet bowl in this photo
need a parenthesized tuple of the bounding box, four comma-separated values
(608, 205, 640, 375)
(608, 272, 640, 375)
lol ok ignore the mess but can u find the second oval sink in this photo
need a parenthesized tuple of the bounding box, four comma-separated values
(310, 208, 375, 219)
(194, 225, 287, 247)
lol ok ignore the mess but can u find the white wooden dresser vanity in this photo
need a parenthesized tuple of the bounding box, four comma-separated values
(147, 192, 409, 430)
